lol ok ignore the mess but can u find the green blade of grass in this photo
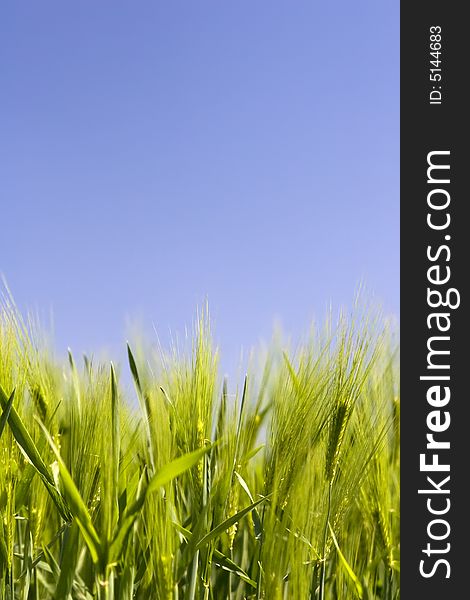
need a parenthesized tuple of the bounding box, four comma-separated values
(234, 471, 263, 540)
(0, 300, 399, 599)
(147, 444, 212, 495)
(0, 389, 14, 439)
(102, 363, 121, 546)
(16, 523, 69, 580)
(0, 385, 54, 486)
(55, 521, 80, 600)
(109, 477, 147, 564)
(283, 351, 302, 394)
(195, 497, 266, 550)
(127, 343, 142, 398)
(36, 419, 103, 566)
(1, 385, 72, 521)
(68, 349, 82, 414)
(174, 522, 257, 589)
(110, 445, 212, 563)
(242, 444, 265, 464)
(329, 524, 363, 599)
(110, 363, 120, 494)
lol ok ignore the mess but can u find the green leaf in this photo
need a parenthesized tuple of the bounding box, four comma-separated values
(16, 524, 69, 580)
(0, 389, 14, 439)
(147, 444, 212, 495)
(109, 472, 147, 563)
(174, 523, 257, 589)
(283, 352, 302, 394)
(55, 521, 80, 600)
(110, 445, 212, 563)
(102, 363, 120, 544)
(215, 551, 258, 588)
(242, 444, 265, 464)
(110, 364, 120, 486)
(0, 385, 72, 521)
(234, 472, 263, 540)
(68, 349, 82, 413)
(127, 343, 142, 398)
(329, 524, 363, 599)
(41, 543, 60, 580)
(37, 419, 103, 566)
(111, 363, 121, 474)
(195, 497, 267, 550)
(0, 385, 54, 486)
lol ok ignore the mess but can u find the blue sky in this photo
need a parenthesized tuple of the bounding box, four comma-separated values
(0, 2, 398, 372)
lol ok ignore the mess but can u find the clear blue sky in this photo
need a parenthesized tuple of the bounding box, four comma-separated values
(1, 2, 398, 371)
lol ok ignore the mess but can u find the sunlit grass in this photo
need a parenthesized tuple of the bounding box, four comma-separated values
(0, 299, 399, 599)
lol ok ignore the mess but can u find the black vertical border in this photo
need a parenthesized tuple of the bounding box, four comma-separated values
(401, 3, 468, 597)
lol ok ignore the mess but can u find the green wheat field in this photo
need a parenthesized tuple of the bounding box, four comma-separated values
(0, 299, 399, 599)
